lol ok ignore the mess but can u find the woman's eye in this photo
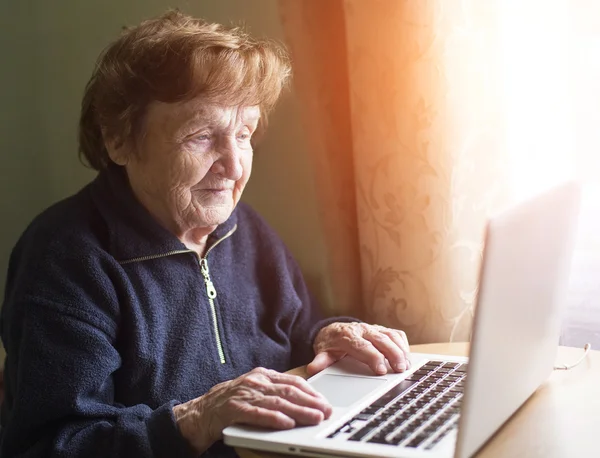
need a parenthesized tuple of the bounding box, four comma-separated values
(237, 131, 251, 141)
(187, 133, 211, 144)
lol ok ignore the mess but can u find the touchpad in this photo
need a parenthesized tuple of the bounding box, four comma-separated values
(310, 375, 388, 407)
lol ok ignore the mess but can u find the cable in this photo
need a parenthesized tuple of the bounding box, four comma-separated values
(553, 343, 592, 370)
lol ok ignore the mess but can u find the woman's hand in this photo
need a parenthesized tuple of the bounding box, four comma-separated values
(307, 322, 411, 376)
(173, 367, 332, 454)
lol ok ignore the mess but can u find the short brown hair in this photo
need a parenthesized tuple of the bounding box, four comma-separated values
(79, 10, 291, 170)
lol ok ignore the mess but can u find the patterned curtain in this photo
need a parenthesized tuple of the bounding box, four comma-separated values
(279, 0, 510, 344)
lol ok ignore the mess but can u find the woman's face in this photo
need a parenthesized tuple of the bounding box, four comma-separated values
(116, 98, 259, 238)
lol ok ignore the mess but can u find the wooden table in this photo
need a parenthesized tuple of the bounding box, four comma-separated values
(237, 342, 600, 458)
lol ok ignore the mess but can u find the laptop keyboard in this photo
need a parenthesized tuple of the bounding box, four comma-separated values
(326, 360, 467, 450)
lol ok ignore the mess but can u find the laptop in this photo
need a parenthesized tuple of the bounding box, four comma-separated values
(224, 182, 581, 458)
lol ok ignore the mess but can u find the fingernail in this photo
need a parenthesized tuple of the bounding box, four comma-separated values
(395, 362, 406, 372)
(377, 363, 387, 374)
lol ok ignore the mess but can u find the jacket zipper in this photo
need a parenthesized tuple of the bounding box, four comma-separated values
(199, 258, 225, 364)
(119, 225, 237, 364)
(119, 250, 193, 264)
(196, 225, 237, 365)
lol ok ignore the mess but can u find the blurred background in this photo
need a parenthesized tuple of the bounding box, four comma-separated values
(1, 0, 598, 357)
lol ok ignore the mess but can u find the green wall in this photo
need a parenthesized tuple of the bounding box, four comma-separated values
(0, 1, 332, 358)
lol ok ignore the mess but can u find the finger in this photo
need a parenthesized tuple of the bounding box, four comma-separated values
(373, 326, 411, 359)
(398, 330, 410, 350)
(380, 329, 412, 370)
(257, 395, 325, 426)
(335, 337, 389, 375)
(268, 383, 332, 418)
(396, 330, 412, 369)
(264, 370, 325, 399)
(246, 368, 322, 400)
(306, 351, 344, 377)
(257, 369, 333, 419)
(378, 328, 410, 353)
(363, 330, 408, 373)
(237, 404, 296, 430)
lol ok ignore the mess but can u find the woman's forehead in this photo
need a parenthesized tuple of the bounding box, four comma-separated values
(148, 99, 260, 131)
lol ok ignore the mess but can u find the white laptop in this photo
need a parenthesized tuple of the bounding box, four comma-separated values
(224, 182, 581, 458)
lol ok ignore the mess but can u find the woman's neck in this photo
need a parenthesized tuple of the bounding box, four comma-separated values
(179, 226, 216, 257)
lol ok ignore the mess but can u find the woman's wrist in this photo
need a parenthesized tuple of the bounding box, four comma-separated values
(173, 396, 214, 454)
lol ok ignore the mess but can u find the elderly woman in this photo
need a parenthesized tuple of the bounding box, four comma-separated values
(0, 11, 410, 458)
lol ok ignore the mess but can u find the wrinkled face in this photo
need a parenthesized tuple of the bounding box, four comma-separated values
(114, 99, 259, 237)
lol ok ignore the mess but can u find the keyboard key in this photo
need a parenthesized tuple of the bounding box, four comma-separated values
(361, 407, 381, 415)
(378, 410, 396, 420)
(389, 429, 413, 445)
(327, 428, 342, 438)
(372, 380, 418, 406)
(406, 432, 429, 448)
(389, 417, 408, 427)
(406, 375, 424, 382)
(437, 412, 453, 423)
(403, 422, 420, 434)
(372, 398, 391, 408)
(455, 364, 468, 372)
(389, 400, 406, 411)
(328, 421, 356, 438)
(423, 423, 438, 433)
(407, 371, 430, 381)
(381, 423, 399, 433)
(349, 423, 378, 441)
(428, 400, 445, 411)
(430, 419, 445, 429)
(368, 434, 391, 445)
(446, 406, 461, 415)
(426, 434, 444, 450)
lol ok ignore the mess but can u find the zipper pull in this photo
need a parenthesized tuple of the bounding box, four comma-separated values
(205, 280, 217, 299)
(200, 258, 217, 299)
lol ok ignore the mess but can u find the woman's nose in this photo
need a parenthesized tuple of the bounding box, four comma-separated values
(210, 137, 243, 181)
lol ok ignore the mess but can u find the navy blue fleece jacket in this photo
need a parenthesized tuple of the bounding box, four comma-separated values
(0, 166, 353, 457)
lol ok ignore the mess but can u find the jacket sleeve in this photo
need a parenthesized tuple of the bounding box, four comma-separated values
(281, 248, 360, 368)
(0, 245, 197, 458)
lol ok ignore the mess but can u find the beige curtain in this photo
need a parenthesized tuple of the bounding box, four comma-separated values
(279, 0, 511, 343)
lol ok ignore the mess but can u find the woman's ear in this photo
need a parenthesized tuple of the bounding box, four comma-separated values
(102, 128, 130, 166)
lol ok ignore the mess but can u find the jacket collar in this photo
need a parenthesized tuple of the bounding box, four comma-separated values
(90, 165, 238, 262)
